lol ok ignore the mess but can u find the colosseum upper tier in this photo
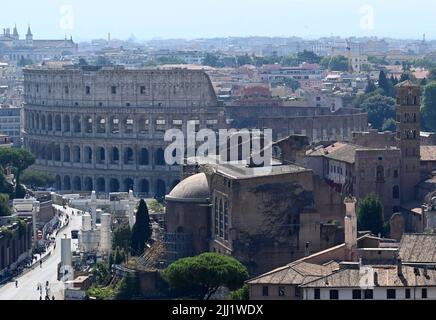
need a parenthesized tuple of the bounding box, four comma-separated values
(23, 65, 226, 197)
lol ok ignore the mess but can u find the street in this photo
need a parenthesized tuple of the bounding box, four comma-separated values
(0, 205, 82, 300)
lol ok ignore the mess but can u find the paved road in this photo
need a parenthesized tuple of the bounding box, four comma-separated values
(0, 205, 82, 300)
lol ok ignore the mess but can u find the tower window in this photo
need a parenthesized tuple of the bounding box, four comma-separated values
(111, 86, 117, 94)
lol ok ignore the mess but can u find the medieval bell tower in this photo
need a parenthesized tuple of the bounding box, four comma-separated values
(396, 80, 421, 203)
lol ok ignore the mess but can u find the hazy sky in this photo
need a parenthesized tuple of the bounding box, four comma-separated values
(0, 0, 433, 41)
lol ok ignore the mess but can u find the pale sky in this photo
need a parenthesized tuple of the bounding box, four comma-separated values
(0, 0, 434, 41)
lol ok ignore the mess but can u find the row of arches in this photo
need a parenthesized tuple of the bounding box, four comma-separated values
(55, 175, 180, 197)
(26, 112, 151, 135)
(27, 143, 168, 166)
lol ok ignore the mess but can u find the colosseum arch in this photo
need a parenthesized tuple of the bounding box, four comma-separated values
(63, 145, 71, 162)
(124, 147, 134, 165)
(41, 114, 46, 130)
(47, 114, 53, 131)
(72, 146, 81, 163)
(84, 177, 93, 192)
(84, 147, 93, 164)
(55, 115, 62, 132)
(155, 148, 166, 166)
(139, 148, 149, 165)
(84, 116, 93, 134)
(54, 145, 61, 162)
(123, 116, 134, 134)
(138, 117, 149, 134)
(30, 113, 35, 130)
(96, 178, 106, 192)
(96, 116, 106, 134)
(139, 179, 150, 194)
(55, 175, 61, 190)
(96, 147, 106, 164)
(63, 176, 71, 190)
(73, 177, 82, 191)
(110, 116, 120, 134)
(46, 144, 53, 161)
(109, 178, 120, 192)
(40, 145, 46, 160)
(123, 178, 134, 192)
(73, 115, 81, 133)
(155, 179, 166, 198)
(35, 113, 40, 130)
(111, 147, 120, 164)
(63, 115, 71, 132)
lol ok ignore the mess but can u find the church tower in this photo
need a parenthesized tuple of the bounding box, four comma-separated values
(396, 80, 421, 203)
(26, 25, 33, 45)
(12, 24, 19, 41)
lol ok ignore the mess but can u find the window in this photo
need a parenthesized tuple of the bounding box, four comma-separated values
(405, 289, 411, 299)
(207, 119, 218, 125)
(329, 290, 339, 300)
(393, 186, 400, 200)
(111, 86, 117, 94)
(314, 289, 320, 300)
(140, 86, 146, 94)
(394, 170, 399, 178)
(352, 290, 362, 300)
(422, 288, 428, 299)
(262, 286, 269, 297)
(387, 289, 396, 299)
(86, 86, 90, 95)
(173, 120, 183, 125)
(278, 287, 285, 297)
(376, 165, 384, 182)
(156, 119, 166, 125)
(364, 289, 373, 300)
(65, 86, 69, 94)
(294, 287, 301, 298)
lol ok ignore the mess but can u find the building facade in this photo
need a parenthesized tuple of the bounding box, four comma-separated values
(0, 104, 22, 146)
(23, 65, 226, 197)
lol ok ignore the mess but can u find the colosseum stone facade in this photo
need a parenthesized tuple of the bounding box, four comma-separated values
(23, 65, 226, 197)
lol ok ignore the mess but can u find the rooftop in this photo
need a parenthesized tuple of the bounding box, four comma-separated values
(399, 234, 436, 263)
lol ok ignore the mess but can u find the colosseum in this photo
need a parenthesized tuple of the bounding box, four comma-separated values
(23, 64, 226, 197)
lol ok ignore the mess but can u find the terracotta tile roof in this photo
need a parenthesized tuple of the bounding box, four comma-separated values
(399, 234, 436, 263)
(421, 146, 436, 162)
(302, 265, 436, 288)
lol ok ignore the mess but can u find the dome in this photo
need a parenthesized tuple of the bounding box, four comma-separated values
(165, 173, 210, 203)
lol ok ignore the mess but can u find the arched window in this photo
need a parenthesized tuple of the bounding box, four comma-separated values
(111, 147, 120, 164)
(376, 165, 384, 182)
(124, 148, 134, 165)
(63, 115, 71, 132)
(393, 186, 400, 200)
(140, 148, 149, 165)
(155, 148, 165, 166)
(109, 179, 120, 192)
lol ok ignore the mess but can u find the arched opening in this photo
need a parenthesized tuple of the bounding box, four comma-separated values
(46, 144, 53, 161)
(73, 116, 81, 133)
(111, 147, 120, 164)
(30, 113, 35, 130)
(96, 178, 106, 192)
(123, 117, 134, 134)
(55, 115, 62, 132)
(40, 145, 46, 160)
(63, 176, 71, 191)
(73, 146, 81, 163)
(63, 145, 71, 162)
(84, 177, 93, 192)
(97, 116, 106, 134)
(393, 186, 400, 200)
(35, 113, 40, 130)
(110, 116, 120, 134)
(85, 116, 93, 134)
(109, 178, 120, 192)
(54, 145, 61, 162)
(124, 147, 134, 165)
(155, 179, 166, 199)
(140, 148, 149, 165)
(124, 178, 134, 192)
(155, 148, 165, 166)
(84, 147, 93, 164)
(97, 147, 106, 164)
(63, 115, 71, 132)
(73, 177, 82, 191)
(138, 117, 149, 134)
(139, 179, 149, 194)
(47, 114, 53, 131)
(55, 175, 61, 190)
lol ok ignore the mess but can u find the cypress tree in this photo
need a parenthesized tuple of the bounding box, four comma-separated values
(130, 199, 152, 256)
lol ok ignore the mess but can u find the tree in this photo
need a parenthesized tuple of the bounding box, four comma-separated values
(163, 253, 249, 300)
(87, 286, 116, 300)
(382, 118, 396, 132)
(357, 193, 384, 236)
(21, 170, 55, 189)
(428, 68, 436, 81)
(112, 223, 131, 251)
(297, 50, 321, 64)
(282, 78, 300, 91)
(17, 57, 34, 67)
(328, 55, 349, 71)
(360, 94, 396, 130)
(130, 199, 152, 256)
(236, 54, 253, 67)
(378, 70, 392, 96)
(202, 53, 223, 68)
(230, 284, 249, 300)
(422, 82, 436, 131)
(365, 80, 377, 93)
(0, 193, 11, 217)
(116, 272, 141, 300)
(92, 262, 110, 286)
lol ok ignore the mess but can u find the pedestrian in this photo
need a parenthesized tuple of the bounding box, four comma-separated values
(52, 296, 55, 300)
(15, 280, 18, 288)
(40, 260, 42, 268)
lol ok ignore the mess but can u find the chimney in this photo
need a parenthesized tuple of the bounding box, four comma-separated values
(397, 258, 403, 277)
(344, 197, 357, 259)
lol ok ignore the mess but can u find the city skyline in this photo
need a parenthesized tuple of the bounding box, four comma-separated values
(0, 0, 434, 42)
